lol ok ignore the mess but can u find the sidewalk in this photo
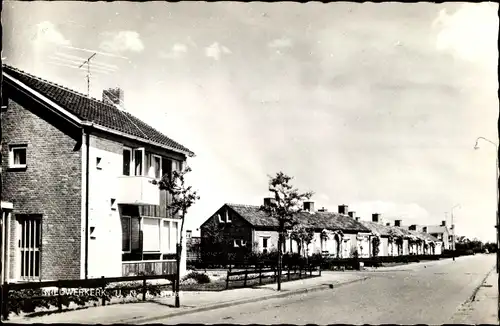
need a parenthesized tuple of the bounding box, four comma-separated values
(5, 271, 367, 324)
(451, 268, 499, 325)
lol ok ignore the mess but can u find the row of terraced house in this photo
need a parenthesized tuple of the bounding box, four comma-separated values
(1, 65, 193, 283)
(199, 199, 453, 260)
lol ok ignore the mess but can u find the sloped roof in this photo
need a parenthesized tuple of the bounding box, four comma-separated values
(425, 225, 449, 234)
(226, 204, 370, 232)
(359, 221, 394, 237)
(3, 65, 193, 156)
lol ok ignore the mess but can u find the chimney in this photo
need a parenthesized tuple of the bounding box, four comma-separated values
(348, 211, 356, 218)
(338, 205, 348, 215)
(318, 207, 328, 212)
(263, 197, 275, 207)
(103, 87, 125, 108)
(372, 213, 380, 223)
(422, 226, 428, 233)
(304, 201, 315, 212)
(441, 220, 446, 227)
(409, 224, 417, 231)
(394, 220, 402, 227)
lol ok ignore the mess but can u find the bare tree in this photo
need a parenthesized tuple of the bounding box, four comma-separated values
(260, 172, 313, 291)
(153, 166, 200, 308)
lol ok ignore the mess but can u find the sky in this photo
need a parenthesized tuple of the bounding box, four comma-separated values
(2, 2, 499, 241)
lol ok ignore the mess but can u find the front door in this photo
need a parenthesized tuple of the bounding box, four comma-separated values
(17, 215, 42, 281)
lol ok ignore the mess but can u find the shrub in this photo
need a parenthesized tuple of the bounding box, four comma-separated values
(182, 272, 211, 284)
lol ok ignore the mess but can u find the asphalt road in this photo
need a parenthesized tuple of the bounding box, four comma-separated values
(155, 254, 495, 325)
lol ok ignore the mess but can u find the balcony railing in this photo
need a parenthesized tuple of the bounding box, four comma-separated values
(117, 176, 160, 206)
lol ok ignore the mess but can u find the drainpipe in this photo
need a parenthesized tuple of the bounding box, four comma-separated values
(82, 123, 93, 279)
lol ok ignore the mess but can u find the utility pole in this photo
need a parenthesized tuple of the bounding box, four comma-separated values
(78, 53, 96, 97)
(451, 204, 460, 262)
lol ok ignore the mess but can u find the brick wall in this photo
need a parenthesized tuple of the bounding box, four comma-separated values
(200, 206, 254, 259)
(1, 93, 83, 281)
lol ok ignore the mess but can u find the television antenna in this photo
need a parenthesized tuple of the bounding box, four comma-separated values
(79, 53, 96, 97)
(47, 46, 126, 97)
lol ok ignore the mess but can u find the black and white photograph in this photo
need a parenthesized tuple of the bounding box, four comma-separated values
(0, 1, 499, 324)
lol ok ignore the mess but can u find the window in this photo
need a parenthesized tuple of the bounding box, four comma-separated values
(17, 215, 42, 280)
(142, 217, 161, 252)
(134, 148, 144, 176)
(123, 148, 131, 176)
(225, 210, 232, 223)
(153, 155, 162, 179)
(162, 157, 172, 180)
(121, 216, 131, 252)
(262, 237, 269, 253)
(162, 220, 171, 253)
(96, 157, 103, 170)
(171, 221, 179, 252)
(9, 144, 27, 168)
(110, 198, 117, 211)
(234, 239, 241, 248)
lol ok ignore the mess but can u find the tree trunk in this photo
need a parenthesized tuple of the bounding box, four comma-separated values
(277, 221, 284, 291)
(175, 211, 186, 308)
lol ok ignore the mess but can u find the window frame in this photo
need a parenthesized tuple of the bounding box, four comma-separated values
(133, 148, 145, 176)
(9, 144, 28, 169)
(122, 147, 132, 176)
(152, 154, 162, 179)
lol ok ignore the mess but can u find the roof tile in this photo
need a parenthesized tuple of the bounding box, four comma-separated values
(227, 204, 371, 232)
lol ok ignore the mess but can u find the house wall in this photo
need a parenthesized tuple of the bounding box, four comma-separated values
(253, 229, 279, 252)
(380, 237, 389, 257)
(86, 132, 187, 277)
(200, 206, 253, 258)
(1, 95, 82, 281)
(403, 239, 409, 255)
(86, 135, 123, 278)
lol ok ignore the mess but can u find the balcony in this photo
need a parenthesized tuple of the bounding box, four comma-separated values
(117, 176, 160, 206)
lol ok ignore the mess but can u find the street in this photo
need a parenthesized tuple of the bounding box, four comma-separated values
(153, 254, 495, 325)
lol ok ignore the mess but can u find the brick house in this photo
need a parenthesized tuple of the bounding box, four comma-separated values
(1, 65, 194, 283)
(199, 199, 372, 261)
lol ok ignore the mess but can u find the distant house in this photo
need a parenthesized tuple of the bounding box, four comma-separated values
(199, 199, 372, 261)
(422, 221, 451, 250)
(361, 216, 442, 257)
(1, 65, 194, 283)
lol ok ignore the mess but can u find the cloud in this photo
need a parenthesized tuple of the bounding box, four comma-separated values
(205, 42, 232, 61)
(159, 42, 188, 59)
(100, 31, 144, 53)
(268, 37, 293, 49)
(433, 3, 498, 65)
(33, 21, 70, 46)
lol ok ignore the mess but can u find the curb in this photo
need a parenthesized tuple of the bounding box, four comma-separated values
(468, 266, 495, 303)
(123, 276, 370, 324)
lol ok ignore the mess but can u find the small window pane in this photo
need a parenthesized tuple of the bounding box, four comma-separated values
(13, 147, 26, 165)
(123, 150, 131, 176)
(154, 156, 161, 179)
(134, 150, 143, 176)
(121, 217, 131, 251)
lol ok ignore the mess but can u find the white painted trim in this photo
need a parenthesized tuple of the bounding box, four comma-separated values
(1, 202, 13, 210)
(3, 72, 82, 125)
